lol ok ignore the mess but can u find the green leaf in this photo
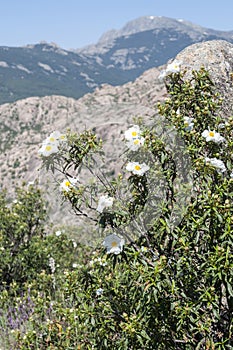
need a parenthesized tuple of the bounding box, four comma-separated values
(140, 329, 150, 340)
(226, 282, 233, 297)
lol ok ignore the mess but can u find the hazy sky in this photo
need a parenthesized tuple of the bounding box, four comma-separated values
(1, 0, 233, 50)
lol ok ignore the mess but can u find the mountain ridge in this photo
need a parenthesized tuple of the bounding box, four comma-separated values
(0, 16, 233, 105)
(77, 15, 233, 54)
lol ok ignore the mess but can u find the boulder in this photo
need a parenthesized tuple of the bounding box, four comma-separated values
(174, 40, 233, 118)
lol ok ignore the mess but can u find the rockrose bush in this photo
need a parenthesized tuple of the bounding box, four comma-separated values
(2, 65, 233, 349)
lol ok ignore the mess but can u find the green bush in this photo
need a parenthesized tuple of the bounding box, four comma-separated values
(0, 185, 80, 289)
(1, 66, 233, 349)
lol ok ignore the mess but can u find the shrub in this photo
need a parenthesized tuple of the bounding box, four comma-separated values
(2, 65, 233, 349)
(0, 184, 80, 289)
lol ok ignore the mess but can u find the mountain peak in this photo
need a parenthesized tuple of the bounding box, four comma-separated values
(76, 16, 214, 55)
(97, 16, 206, 44)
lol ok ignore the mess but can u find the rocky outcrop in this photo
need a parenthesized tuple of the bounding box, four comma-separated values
(175, 40, 233, 118)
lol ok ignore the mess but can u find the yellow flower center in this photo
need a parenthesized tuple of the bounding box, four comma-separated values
(209, 131, 215, 137)
(65, 181, 71, 187)
(49, 137, 55, 142)
(111, 241, 118, 248)
(134, 165, 141, 171)
(134, 139, 140, 145)
(131, 131, 137, 137)
(45, 145, 52, 151)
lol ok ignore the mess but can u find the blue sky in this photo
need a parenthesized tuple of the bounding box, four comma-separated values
(1, 0, 233, 49)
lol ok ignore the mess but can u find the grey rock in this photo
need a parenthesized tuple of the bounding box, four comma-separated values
(175, 40, 233, 117)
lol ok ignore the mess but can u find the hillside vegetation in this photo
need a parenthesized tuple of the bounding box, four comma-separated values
(0, 54, 232, 349)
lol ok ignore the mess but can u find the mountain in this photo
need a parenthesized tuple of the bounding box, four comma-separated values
(0, 42, 126, 104)
(0, 16, 233, 105)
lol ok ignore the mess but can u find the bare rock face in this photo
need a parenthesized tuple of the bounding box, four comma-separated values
(174, 40, 233, 118)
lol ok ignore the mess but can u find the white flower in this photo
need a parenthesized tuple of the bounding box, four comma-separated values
(44, 131, 66, 144)
(50, 130, 67, 142)
(96, 288, 104, 296)
(102, 234, 125, 255)
(126, 162, 150, 176)
(202, 129, 225, 143)
(166, 60, 182, 74)
(230, 171, 233, 178)
(125, 125, 145, 151)
(183, 116, 194, 131)
(158, 69, 167, 81)
(59, 177, 78, 192)
(96, 195, 114, 213)
(38, 131, 67, 157)
(124, 125, 142, 141)
(38, 143, 59, 157)
(158, 60, 182, 79)
(72, 263, 78, 268)
(43, 136, 59, 146)
(55, 230, 62, 236)
(205, 157, 226, 173)
(126, 137, 145, 151)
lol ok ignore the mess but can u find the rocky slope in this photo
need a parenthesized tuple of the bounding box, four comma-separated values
(0, 63, 166, 187)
